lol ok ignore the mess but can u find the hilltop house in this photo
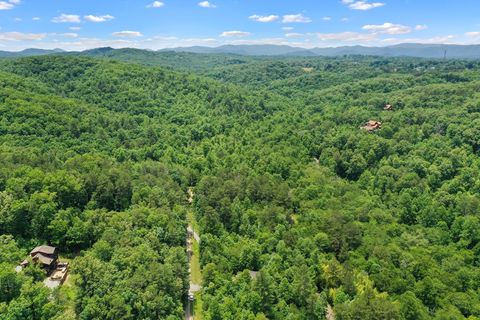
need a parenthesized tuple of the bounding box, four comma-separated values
(30, 245, 58, 271)
(361, 120, 382, 132)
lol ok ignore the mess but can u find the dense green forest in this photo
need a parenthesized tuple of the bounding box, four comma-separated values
(1, 52, 480, 319)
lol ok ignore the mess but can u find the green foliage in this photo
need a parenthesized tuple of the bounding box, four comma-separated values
(2, 53, 480, 319)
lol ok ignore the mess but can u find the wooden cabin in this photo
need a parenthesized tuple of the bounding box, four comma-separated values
(30, 245, 58, 271)
(361, 120, 382, 132)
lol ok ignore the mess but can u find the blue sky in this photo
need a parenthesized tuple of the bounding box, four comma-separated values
(1, 0, 480, 51)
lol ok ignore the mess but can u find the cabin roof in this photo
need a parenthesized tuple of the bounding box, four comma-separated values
(32, 253, 55, 266)
(361, 120, 382, 131)
(31, 245, 57, 256)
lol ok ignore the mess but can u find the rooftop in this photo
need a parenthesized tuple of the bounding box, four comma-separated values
(32, 253, 55, 266)
(31, 245, 57, 256)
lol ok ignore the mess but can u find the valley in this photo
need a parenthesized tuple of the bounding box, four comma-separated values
(1, 51, 480, 319)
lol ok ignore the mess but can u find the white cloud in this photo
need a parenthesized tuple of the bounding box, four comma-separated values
(465, 32, 480, 37)
(49, 32, 79, 38)
(145, 36, 223, 48)
(322, 16, 332, 21)
(52, 14, 81, 23)
(249, 15, 279, 23)
(174, 37, 218, 45)
(381, 35, 456, 45)
(282, 14, 312, 23)
(32, 17, 40, 21)
(69, 27, 81, 31)
(227, 37, 291, 46)
(150, 36, 178, 41)
(147, 1, 164, 8)
(61, 33, 79, 38)
(220, 30, 251, 37)
(0, 31, 45, 41)
(427, 35, 455, 43)
(316, 31, 378, 42)
(198, 1, 216, 8)
(415, 24, 428, 31)
(282, 27, 294, 31)
(224, 37, 315, 48)
(0, 0, 18, 10)
(362, 22, 411, 35)
(84, 15, 114, 23)
(112, 31, 143, 37)
(342, 0, 385, 11)
(285, 33, 303, 38)
(0, 1, 13, 9)
(341, 17, 350, 22)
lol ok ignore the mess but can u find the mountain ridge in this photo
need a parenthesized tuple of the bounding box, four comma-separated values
(160, 43, 480, 58)
(2, 44, 480, 59)
(0, 48, 64, 58)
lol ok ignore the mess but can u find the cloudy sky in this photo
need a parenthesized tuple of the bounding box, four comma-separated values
(1, 0, 480, 51)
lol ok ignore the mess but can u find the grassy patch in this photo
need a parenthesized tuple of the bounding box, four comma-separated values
(187, 210, 200, 233)
(194, 293, 203, 320)
(190, 238, 202, 285)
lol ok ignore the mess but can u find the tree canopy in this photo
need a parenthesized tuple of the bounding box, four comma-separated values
(1, 53, 480, 319)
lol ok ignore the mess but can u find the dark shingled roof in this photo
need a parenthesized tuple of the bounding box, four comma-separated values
(31, 245, 57, 256)
(32, 253, 55, 266)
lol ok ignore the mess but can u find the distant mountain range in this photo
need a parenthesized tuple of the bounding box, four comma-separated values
(159, 45, 310, 56)
(0, 48, 64, 58)
(160, 44, 480, 59)
(2, 44, 480, 59)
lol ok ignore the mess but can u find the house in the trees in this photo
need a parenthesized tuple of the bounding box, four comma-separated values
(20, 259, 29, 268)
(384, 104, 393, 111)
(44, 262, 69, 289)
(16, 245, 69, 289)
(361, 120, 382, 132)
(30, 245, 58, 271)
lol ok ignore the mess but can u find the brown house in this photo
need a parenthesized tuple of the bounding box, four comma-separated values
(30, 245, 58, 270)
(361, 120, 382, 132)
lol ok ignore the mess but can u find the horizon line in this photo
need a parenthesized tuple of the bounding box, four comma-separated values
(2, 42, 480, 54)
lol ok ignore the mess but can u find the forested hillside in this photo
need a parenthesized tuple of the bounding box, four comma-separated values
(72, 48, 480, 97)
(1, 54, 480, 320)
